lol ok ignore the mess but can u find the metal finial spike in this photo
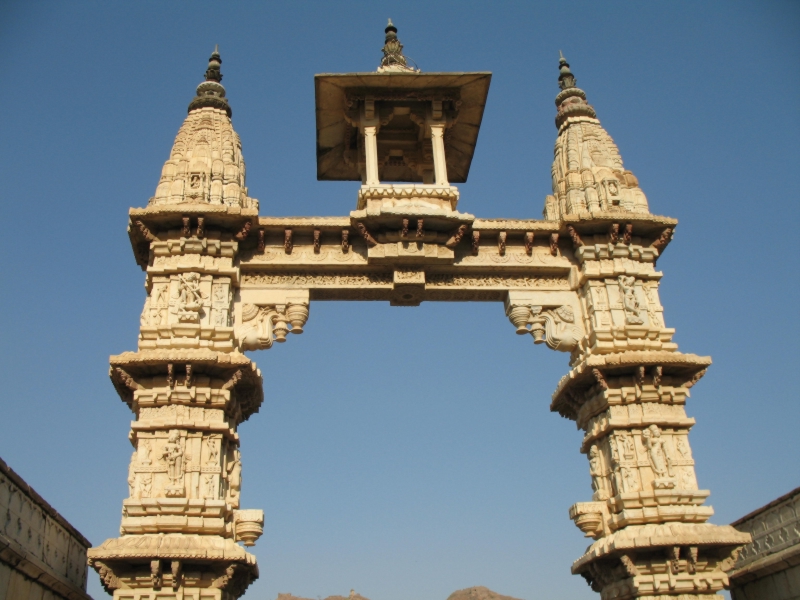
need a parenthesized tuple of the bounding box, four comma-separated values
(387, 18, 393, 27)
(214, 44, 219, 54)
(559, 49, 564, 60)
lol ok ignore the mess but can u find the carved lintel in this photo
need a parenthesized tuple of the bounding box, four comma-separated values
(471, 230, 480, 255)
(620, 554, 638, 577)
(166, 363, 175, 388)
(151, 559, 162, 589)
(592, 368, 608, 390)
(668, 546, 681, 574)
(685, 367, 708, 389)
(652, 227, 673, 253)
(114, 367, 140, 391)
(257, 229, 265, 252)
(182, 217, 191, 238)
(550, 233, 559, 256)
(235, 221, 252, 241)
(524, 231, 534, 255)
(222, 369, 243, 391)
(196, 217, 205, 239)
(185, 364, 193, 388)
(135, 220, 156, 242)
(284, 229, 293, 254)
(416, 219, 424, 238)
(313, 229, 321, 253)
(401, 218, 409, 238)
(651, 365, 663, 388)
(341, 229, 350, 252)
(356, 222, 378, 247)
(91, 560, 121, 593)
(445, 224, 468, 249)
(623, 223, 633, 245)
(567, 225, 583, 248)
(498, 231, 507, 255)
(608, 223, 619, 245)
(171, 560, 182, 591)
(687, 546, 698, 574)
(635, 365, 645, 398)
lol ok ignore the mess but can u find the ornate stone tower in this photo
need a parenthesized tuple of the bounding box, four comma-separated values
(88, 48, 272, 599)
(87, 26, 751, 600)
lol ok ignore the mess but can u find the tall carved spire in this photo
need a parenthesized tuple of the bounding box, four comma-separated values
(544, 54, 650, 219)
(188, 46, 231, 117)
(377, 19, 418, 73)
(150, 48, 257, 209)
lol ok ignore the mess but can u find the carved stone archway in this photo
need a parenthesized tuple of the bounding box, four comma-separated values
(88, 34, 750, 600)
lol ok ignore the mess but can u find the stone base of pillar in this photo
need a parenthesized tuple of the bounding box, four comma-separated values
(88, 534, 258, 599)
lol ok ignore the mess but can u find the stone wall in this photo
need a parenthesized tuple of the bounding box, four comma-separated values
(729, 486, 800, 600)
(0, 457, 92, 600)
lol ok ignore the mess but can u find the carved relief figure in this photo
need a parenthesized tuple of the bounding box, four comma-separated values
(204, 474, 216, 499)
(206, 439, 219, 466)
(622, 467, 640, 492)
(675, 436, 690, 459)
(175, 273, 205, 323)
(127, 452, 137, 497)
(618, 275, 644, 324)
(642, 424, 674, 487)
(161, 431, 185, 496)
(226, 450, 242, 508)
(138, 439, 152, 465)
(139, 473, 152, 499)
(588, 445, 608, 500)
(618, 433, 635, 459)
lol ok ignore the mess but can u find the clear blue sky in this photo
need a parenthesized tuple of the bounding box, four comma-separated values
(1, 2, 798, 599)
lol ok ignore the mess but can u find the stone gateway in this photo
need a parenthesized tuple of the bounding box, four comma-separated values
(88, 23, 750, 600)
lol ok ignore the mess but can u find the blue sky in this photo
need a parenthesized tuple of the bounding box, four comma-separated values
(1, 2, 798, 599)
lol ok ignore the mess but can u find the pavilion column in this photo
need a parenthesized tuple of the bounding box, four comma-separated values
(429, 123, 449, 186)
(363, 125, 380, 186)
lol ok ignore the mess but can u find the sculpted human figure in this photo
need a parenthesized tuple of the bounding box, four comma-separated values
(226, 450, 242, 507)
(588, 445, 607, 499)
(176, 273, 205, 322)
(618, 275, 644, 324)
(161, 431, 185, 486)
(642, 424, 673, 479)
(127, 451, 137, 497)
(206, 439, 219, 466)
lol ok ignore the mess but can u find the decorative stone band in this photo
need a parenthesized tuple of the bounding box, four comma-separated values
(550, 351, 712, 421)
(88, 533, 258, 596)
(110, 350, 263, 422)
(570, 522, 751, 598)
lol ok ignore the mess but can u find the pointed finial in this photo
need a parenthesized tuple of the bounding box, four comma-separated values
(378, 19, 418, 72)
(553, 54, 596, 128)
(188, 47, 231, 117)
(205, 46, 223, 83)
(558, 52, 576, 90)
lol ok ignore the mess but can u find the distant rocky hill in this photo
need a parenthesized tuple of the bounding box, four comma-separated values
(276, 586, 523, 600)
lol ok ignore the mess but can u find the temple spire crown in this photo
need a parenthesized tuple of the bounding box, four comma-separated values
(378, 19, 419, 73)
(188, 46, 231, 117)
(558, 51, 576, 90)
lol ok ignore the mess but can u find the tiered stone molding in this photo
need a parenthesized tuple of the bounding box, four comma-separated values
(89, 39, 751, 600)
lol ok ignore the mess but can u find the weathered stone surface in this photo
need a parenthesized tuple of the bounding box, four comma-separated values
(0, 457, 92, 600)
(93, 30, 748, 600)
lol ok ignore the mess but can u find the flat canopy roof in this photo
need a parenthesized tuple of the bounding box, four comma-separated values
(315, 72, 492, 183)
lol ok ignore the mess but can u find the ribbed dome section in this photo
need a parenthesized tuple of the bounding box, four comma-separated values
(543, 55, 649, 220)
(149, 49, 257, 210)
